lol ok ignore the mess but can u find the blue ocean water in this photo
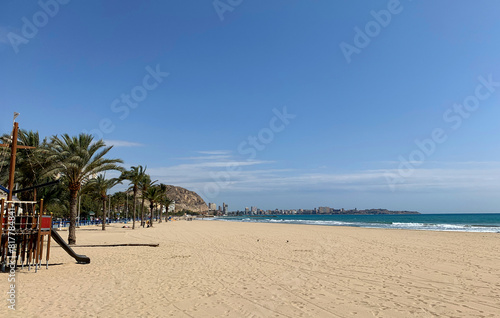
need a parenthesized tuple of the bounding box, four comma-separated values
(212, 214, 500, 233)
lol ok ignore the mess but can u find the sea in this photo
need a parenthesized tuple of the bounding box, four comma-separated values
(210, 214, 500, 233)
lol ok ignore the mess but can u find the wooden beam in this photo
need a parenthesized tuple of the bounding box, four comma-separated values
(0, 144, 35, 149)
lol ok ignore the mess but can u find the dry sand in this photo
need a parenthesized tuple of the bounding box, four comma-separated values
(2, 220, 500, 317)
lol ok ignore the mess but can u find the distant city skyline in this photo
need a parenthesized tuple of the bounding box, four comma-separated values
(2, 1, 500, 213)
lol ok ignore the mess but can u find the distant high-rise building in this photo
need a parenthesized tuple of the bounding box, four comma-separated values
(222, 202, 228, 214)
(208, 203, 217, 211)
(251, 206, 257, 213)
(318, 206, 331, 214)
(245, 207, 250, 214)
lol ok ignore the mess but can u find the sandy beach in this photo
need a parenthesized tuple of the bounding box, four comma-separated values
(2, 220, 500, 317)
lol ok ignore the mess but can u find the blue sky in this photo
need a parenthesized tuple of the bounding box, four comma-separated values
(1, 0, 500, 212)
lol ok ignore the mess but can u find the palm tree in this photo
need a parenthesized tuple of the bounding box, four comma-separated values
(120, 165, 147, 229)
(158, 183, 168, 223)
(0, 130, 51, 203)
(111, 191, 127, 220)
(45, 134, 123, 244)
(38, 179, 67, 215)
(144, 185, 161, 227)
(84, 175, 121, 230)
(163, 197, 173, 222)
(138, 174, 156, 227)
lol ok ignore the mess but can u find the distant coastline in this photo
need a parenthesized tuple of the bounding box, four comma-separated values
(229, 208, 420, 216)
(332, 209, 420, 215)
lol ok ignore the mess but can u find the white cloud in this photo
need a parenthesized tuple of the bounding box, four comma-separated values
(197, 150, 232, 155)
(104, 140, 143, 147)
(179, 155, 232, 161)
(176, 150, 235, 161)
(118, 149, 500, 207)
(147, 161, 500, 197)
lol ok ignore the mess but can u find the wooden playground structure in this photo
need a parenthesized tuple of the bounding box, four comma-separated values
(0, 199, 52, 272)
(0, 117, 90, 272)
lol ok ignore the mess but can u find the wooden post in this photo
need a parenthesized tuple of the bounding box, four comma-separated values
(46, 213, 52, 269)
(7, 123, 19, 201)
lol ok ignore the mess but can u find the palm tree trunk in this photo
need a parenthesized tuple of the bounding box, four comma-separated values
(102, 198, 106, 230)
(132, 190, 137, 229)
(141, 197, 145, 227)
(159, 203, 163, 223)
(68, 189, 78, 245)
(150, 203, 154, 227)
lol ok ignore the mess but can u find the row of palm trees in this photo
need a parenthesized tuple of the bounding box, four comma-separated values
(0, 130, 173, 245)
(85, 170, 173, 231)
(120, 166, 172, 230)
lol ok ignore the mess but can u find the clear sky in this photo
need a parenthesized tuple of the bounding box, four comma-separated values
(1, 0, 500, 213)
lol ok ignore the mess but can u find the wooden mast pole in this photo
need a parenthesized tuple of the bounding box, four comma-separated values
(7, 122, 19, 201)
